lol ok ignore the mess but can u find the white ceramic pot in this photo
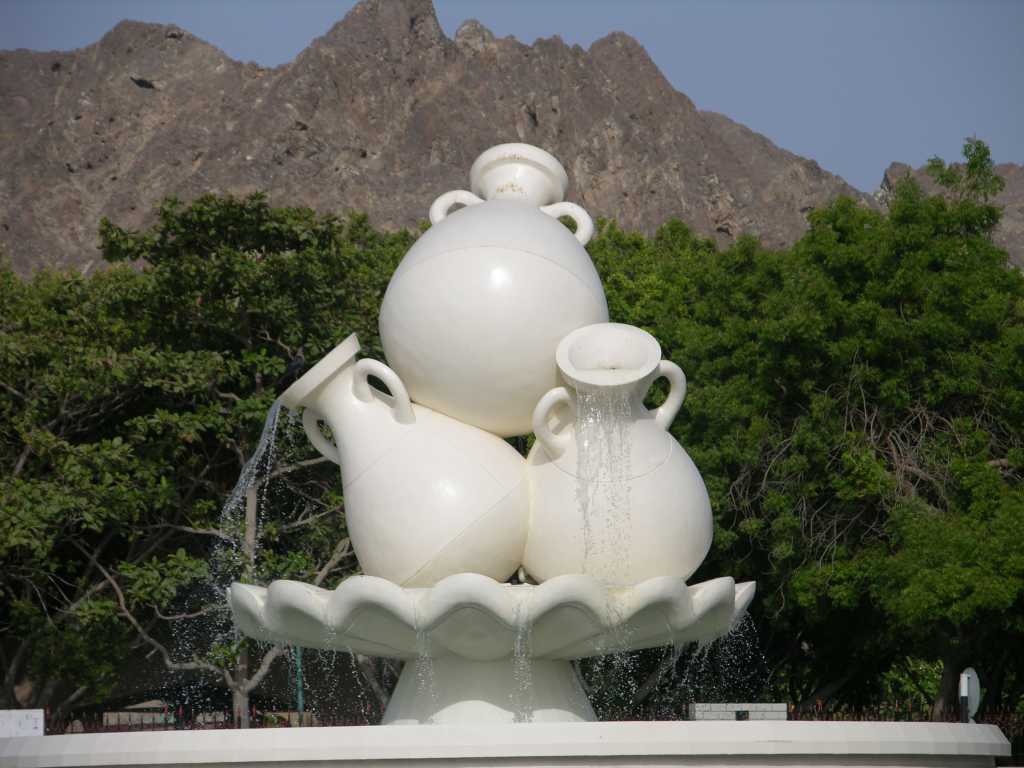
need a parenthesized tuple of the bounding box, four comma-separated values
(279, 333, 528, 587)
(378, 143, 609, 438)
(523, 323, 713, 585)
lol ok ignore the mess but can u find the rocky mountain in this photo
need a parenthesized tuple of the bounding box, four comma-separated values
(878, 161, 1024, 266)
(0, 0, 1016, 274)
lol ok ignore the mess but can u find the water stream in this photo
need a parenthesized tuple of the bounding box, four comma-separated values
(651, 614, 769, 719)
(165, 383, 761, 725)
(166, 401, 387, 723)
(413, 627, 439, 720)
(572, 384, 633, 585)
(511, 600, 534, 722)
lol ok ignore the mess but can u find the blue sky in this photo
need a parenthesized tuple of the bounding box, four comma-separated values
(2, 0, 1021, 192)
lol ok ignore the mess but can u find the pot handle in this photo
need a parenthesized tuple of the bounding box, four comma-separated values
(429, 190, 484, 224)
(302, 408, 342, 465)
(532, 387, 574, 460)
(651, 360, 687, 430)
(352, 359, 415, 425)
(540, 202, 594, 246)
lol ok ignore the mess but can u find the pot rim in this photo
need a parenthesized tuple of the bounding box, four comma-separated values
(555, 322, 661, 389)
(470, 143, 568, 206)
(279, 333, 360, 410)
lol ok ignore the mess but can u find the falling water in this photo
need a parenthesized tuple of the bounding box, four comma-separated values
(582, 599, 642, 720)
(510, 599, 534, 722)
(573, 384, 632, 585)
(163, 401, 287, 717)
(221, 401, 284, 533)
(341, 648, 384, 724)
(566, 380, 640, 718)
(580, 613, 768, 720)
(652, 613, 769, 718)
(210, 399, 286, 612)
(163, 399, 385, 724)
(414, 627, 439, 720)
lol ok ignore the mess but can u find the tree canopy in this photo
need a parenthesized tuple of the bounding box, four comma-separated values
(1, 141, 1021, 722)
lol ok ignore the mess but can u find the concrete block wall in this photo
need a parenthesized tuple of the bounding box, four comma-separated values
(687, 703, 788, 721)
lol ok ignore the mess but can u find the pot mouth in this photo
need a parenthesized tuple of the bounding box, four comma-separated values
(279, 333, 360, 410)
(555, 323, 661, 389)
(469, 143, 568, 207)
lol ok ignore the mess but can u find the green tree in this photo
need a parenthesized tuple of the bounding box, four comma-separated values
(0, 195, 410, 720)
(588, 141, 1023, 717)
(926, 137, 1006, 204)
(3, 141, 1021, 725)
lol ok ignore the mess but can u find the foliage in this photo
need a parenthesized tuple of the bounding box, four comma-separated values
(1, 142, 1021, 720)
(587, 140, 1023, 714)
(926, 137, 1006, 204)
(0, 195, 408, 713)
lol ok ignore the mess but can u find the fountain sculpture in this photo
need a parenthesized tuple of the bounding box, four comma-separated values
(2, 143, 1009, 766)
(230, 142, 753, 724)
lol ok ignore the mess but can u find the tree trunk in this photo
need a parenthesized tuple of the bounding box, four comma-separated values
(243, 488, 258, 581)
(232, 683, 250, 729)
(1, 639, 30, 709)
(931, 650, 962, 721)
(979, 660, 1005, 718)
(227, 487, 262, 728)
(798, 673, 852, 709)
(355, 654, 392, 711)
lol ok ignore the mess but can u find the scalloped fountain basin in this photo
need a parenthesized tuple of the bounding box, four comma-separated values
(229, 573, 755, 724)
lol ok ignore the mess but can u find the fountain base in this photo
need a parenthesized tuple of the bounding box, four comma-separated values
(385, 657, 594, 724)
(2, 722, 1009, 767)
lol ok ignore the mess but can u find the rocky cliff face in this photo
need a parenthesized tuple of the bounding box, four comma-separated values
(4, 0, 1012, 275)
(878, 162, 1023, 267)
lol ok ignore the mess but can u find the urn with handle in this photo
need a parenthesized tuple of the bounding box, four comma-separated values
(280, 333, 528, 587)
(523, 323, 713, 585)
(378, 143, 609, 437)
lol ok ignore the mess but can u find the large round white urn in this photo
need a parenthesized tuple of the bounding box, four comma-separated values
(524, 323, 713, 585)
(379, 143, 609, 437)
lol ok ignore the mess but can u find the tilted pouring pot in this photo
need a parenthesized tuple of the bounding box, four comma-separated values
(279, 333, 528, 587)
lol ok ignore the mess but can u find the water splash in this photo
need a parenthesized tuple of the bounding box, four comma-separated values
(162, 402, 287, 714)
(573, 384, 632, 585)
(341, 648, 385, 724)
(579, 612, 768, 721)
(577, 594, 643, 719)
(646, 613, 769, 719)
(163, 399, 373, 723)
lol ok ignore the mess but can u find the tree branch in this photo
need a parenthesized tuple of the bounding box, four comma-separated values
(76, 542, 236, 689)
(54, 685, 89, 717)
(313, 538, 352, 587)
(355, 654, 392, 709)
(149, 523, 233, 542)
(268, 456, 331, 480)
(154, 604, 221, 621)
(242, 645, 286, 694)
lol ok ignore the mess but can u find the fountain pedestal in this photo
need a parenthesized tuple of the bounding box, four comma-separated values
(385, 658, 594, 724)
(229, 572, 755, 724)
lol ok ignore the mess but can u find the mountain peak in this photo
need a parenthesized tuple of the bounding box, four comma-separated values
(96, 19, 197, 52)
(454, 19, 495, 53)
(10, 0, 999, 274)
(317, 0, 446, 56)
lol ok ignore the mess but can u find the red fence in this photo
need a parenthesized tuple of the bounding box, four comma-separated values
(44, 707, 376, 735)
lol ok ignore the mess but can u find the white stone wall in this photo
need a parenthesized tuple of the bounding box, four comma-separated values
(688, 702, 788, 721)
(1, 720, 1011, 767)
(0, 709, 43, 738)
